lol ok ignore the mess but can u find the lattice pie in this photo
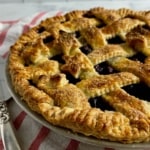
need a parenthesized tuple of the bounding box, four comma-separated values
(8, 7, 150, 143)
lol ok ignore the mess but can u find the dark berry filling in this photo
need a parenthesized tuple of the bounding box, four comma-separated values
(65, 73, 81, 84)
(107, 36, 124, 44)
(59, 30, 66, 34)
(37, 26, 45, 33)
(96, 23, 106, 28)
(74, 31, 81, 38)
(83, 12, 95, 18)
(123, 82, 150, 102)
(94, 62, 118, 74)
(129, 53, 146, 63)
(28, 79, 36, 86)
(89, 96, 114, 111)
(143, 25, 150, 30)
(80, 44, 93, 54)
(43, 36, 55, 44)
(50, 54, 65, 64)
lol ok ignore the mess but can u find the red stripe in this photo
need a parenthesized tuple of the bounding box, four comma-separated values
(0, 20, 19, 24)
(0, 111, 26, 149)
(0, 139, 4, 150)
(0, 12, 47, 56)
(22, 25, 30, 34)
(66, 139, 80, 150)
(22, 12, 46, 34)
(13, 111, 27, 130)
(56, 11, 63, 16)
(28, 126, 50, 150)
(30, 12, 46, 25)
(0, 12, 46, 49)
(0, 20, 18, 47)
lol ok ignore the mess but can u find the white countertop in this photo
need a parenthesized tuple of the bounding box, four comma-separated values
(0, 1, 150, 21)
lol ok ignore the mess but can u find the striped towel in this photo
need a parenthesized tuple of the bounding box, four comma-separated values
(0, 11, 145, 150)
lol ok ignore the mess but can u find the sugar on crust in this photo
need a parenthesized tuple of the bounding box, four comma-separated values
(8, 7, 150, 143)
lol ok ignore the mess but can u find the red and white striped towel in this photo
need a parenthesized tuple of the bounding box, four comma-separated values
(0, 11, 148, 150)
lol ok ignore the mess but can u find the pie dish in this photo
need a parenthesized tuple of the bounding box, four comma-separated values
(7, 7, 150, 144)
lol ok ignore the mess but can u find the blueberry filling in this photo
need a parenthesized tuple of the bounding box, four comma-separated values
(37, 26, 45, 33)
(142, 25, 150, 30)
(129, 53, 146, 63)
(96, 23, 106, 28)
(123, 82, 150, 102)
(74, 31, 81, 38)
(83, 12, 95, 18)
(65, 73, 81, 84)
(59, 30, 66, 34)
(50, 54, 65, 64)
(43, 36, 55, 44)
(89, 96, 114, 111)
(107, 36, 124, 44)
(28, 79, 36, 86)
(80, 44, 93, 54)
(94, 62, 118, 74)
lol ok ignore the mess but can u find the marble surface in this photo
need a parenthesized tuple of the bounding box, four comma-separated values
(0, 1, 150, 21)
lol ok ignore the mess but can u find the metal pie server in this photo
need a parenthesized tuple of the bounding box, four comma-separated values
(0, 77, 21, 149)
(0, 102, 21, 150)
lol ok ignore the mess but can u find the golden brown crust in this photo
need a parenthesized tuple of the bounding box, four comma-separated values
(80, 27, 106, 49)
(61, 52, 96, 78)
(126, 26, 150, 55)
(87, 44, 134, 65)
(8, 7, 150, 143)
(76, 72, 139, 98)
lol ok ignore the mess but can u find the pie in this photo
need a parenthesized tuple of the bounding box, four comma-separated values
(7, 7, 150, 144)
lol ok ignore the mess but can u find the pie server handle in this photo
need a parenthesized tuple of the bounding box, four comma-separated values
(0, 102, 21, 150)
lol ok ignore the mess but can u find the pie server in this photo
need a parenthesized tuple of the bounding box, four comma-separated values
(0, 99, 21, 150)
(0, 75, 21, 149)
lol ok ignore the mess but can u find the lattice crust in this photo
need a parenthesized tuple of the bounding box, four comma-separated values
(8, 7, 150, 143)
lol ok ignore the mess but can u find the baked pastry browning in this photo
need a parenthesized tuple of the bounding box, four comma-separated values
(8, 7, 150, 143)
